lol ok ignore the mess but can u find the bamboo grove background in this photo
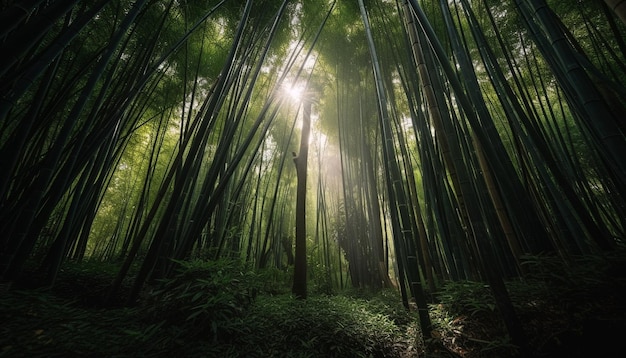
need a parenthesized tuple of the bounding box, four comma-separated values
(1, 0, 625, 346)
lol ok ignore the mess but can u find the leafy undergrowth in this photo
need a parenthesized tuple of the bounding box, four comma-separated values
(0, 290, 418, 357)
(0, 260, 418, 358)
(427, 249, 626, 357)
(1, 250, 626, 357)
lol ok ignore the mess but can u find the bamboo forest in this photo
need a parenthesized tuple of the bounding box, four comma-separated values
(1, 0, 626, 357)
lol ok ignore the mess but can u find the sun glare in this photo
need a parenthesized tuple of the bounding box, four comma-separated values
(285, 84, 304, 102)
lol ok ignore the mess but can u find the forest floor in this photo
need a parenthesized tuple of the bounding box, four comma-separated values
(1, 249, 626, 357)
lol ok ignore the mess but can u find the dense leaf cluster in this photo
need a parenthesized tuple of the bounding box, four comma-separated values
(141, 259, 258, 340)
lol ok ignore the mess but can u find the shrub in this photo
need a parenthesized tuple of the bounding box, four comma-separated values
(141, 258, 257, 341)
(231, 293, 416, 357)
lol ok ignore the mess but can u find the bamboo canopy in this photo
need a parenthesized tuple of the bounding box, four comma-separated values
(1, 0, 625, 351)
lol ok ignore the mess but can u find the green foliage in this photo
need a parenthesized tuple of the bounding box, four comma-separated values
(342, 288, 414, 326)
(426, 250, 626, 357)
(429, 278, 536, 357)
(0, 274, 418, 357)
(254, 265, 293, 295)
(435, 281, 497, 318)
(428, 282, 513, 357)
(141, 258, 257, 340)
(520, 252, 608, 286)
(309, 261, 334, 295)
(3, 251, 626, 357)
(513, 250, 626, 313)
(0, 289, 172, 357)
(230, 293, 416, 357)
(367, 289, 415, 326)
(51, 260, 136, 307)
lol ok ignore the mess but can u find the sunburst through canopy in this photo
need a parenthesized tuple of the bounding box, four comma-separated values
(284, 83, 304, 101)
